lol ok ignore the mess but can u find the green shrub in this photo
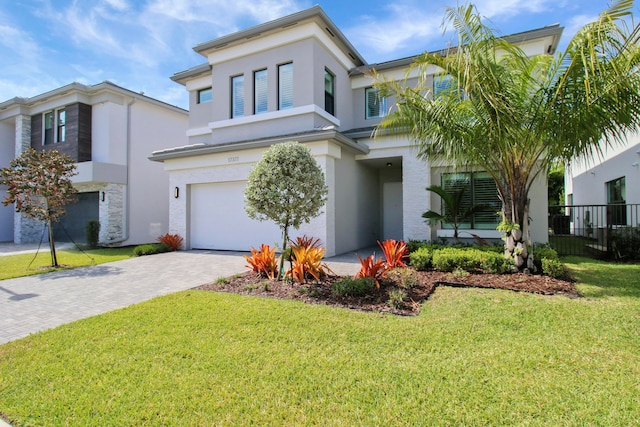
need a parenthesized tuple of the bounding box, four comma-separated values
(430, 247, 511, 274)
(331, 277, 375, 297)
(432, 248, 479, 272)
(386, 267, 419, 289)
(85, 220, 100, 248)
(533, 245, 560, 273)
(542, 258, 565, 278)
(479, 251, 513, 274)
(387, 288, 407, 309)
(611, 226, 640, 260)
(133, 243, 170, 257)
(406, 240, 428, 253)
(410, 247, 434, 270)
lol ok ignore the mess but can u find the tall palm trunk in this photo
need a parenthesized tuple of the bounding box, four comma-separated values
(500, 181, 534, 272)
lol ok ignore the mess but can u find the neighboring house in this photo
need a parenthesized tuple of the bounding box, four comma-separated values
(565, 131, 640, 239)
(150, 5, 562, 256)
(0, 81, 188, 245)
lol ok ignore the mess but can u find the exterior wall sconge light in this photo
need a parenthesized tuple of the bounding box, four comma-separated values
(632, 162, 639, 167)
(174, 187, 179, 198)
(101, 192, 105, 202)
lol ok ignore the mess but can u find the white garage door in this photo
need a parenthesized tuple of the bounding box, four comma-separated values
(190, 181, 282, 251)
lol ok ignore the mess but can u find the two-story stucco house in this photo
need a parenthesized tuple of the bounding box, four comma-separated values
(150, 6, 562, 256)
(0, 81, 188, 245)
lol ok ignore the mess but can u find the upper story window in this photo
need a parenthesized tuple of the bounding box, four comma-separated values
(231, 75, 245, 118)
(57, 109, 66, 143)
(43, 112, 54, 145)
(434, 74, 465, 100)
(43, 108, 65, 145)
(254, 69, 268, 114)
(198, 87, 212, 104)
(365, 87, 387, 119)
(324, 68, 335, 116)
(441, 172, 500, 230)
(278, 62, 293, 110)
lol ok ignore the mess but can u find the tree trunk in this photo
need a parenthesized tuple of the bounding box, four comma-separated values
(501, 183, 535, 273)
(47, 218, 59, 267)
(278, 225, 289, 280)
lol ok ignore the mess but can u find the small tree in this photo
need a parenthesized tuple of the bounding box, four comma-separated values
(0, 148, 77, 267)
(422, 184, 491, 244)
(244, 141, 328, 279)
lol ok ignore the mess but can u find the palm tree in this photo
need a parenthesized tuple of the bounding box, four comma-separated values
(422, 184, 490, 244)
(376, 1, 640, 270)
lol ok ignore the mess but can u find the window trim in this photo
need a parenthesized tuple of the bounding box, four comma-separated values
(230, 74, 245, 119)
(43, 108, 66, 145)
(365, 87, 387, 119)
(278, 62, 293, 111)
(440, 171, 500, 230)
(253, 68, 268, 115)
(197, 87, 212, 104)
(324, 68, 335, 116)
(56, 109, 66, 143)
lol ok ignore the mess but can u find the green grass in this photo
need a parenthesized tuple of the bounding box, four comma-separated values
(0, 247, 135, 280)
(1, 257, 639, 425)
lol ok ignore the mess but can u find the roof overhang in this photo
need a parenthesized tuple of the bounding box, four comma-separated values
(149, 129, 369, 162)
(192, 5, 366, 67)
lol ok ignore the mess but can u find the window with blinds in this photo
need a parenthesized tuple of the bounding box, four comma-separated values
(434, 74, 465, 100)
(231, 75, 244, 118)
(278, 63, 293, 110)
(254, 69, 268, 114)
(441, 171, 500, 229)
(365, 87, 386, 119)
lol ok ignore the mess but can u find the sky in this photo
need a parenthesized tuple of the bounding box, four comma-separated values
(0, 0, 628, 110)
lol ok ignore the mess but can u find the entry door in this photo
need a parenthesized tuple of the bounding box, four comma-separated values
(382, 182, 403, 240)
(54, 192, 99, 243)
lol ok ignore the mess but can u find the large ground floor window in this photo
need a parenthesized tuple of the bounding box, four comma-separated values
(441, 171, 501, 230)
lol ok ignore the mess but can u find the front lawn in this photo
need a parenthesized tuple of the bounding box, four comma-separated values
(0, 247, 136, 280)
(0, 257, 638, 425)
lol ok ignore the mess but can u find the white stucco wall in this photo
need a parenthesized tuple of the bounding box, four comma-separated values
(126, 101, 188, 244)
(164, 141, 339, 253)
(568, 137, 640, 206)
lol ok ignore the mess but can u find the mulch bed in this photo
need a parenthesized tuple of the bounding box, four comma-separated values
(195, 269, 580, 316)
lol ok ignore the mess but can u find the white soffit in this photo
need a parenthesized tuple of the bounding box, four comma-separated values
(186, 75, 213, 92)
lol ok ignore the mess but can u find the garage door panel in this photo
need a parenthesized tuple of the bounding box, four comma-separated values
(190, 182, 282, 250)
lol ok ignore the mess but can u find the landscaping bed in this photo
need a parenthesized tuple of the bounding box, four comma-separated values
(196, 269, 580, 316)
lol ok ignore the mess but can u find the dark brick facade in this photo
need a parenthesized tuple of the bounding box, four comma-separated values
(31, 102, 92, 162)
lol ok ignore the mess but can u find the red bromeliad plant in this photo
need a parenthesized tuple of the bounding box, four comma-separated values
(378, 239, 409, 269)
(291, 235, 322, 250)
(244, 244, 278, 279)
(287, 245, 333, 283)
(355, 254, 389, 288)
(157, 233, 184, 251)
(287, 236, 333, 283)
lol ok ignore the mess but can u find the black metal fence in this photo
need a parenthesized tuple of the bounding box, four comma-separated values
(548, 204, 640, 257)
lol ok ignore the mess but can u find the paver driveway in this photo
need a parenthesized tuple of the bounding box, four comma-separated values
(0, 249, 362, 345)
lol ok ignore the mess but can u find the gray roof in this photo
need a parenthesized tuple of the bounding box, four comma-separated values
(350, 24, 564, 76)
(149, 128, 369, 162)
(0, 81, 187, 114)
(192, 5, 367, 66)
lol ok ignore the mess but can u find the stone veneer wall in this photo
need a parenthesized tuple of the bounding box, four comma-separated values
(74, 183, 126, 244)
(13, 115, 44, 243)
